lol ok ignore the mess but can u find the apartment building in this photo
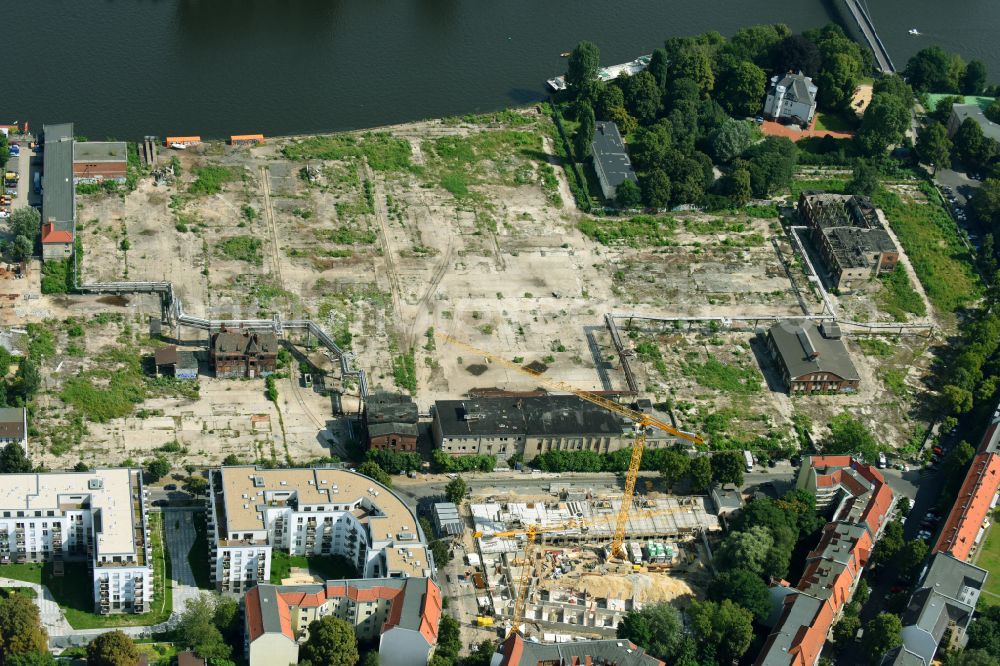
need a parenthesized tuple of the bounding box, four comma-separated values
(0, 468, 153, 614)
(208, 466, 431, 594)
(493, 634, 664, 666)
(757, 456, 894, 666)
(244, 577, 440, 666)
(432, 395, 675, 462)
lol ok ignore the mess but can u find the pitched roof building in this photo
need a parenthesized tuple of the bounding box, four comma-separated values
(756, 457, 894, 666)
(764, 71, 818, 126)
(766, 321, 860, 393)
(210, 330, 278, 379)
(591, 121, 638, 201)
(492, 634, 665, 666)
(41, 123, 76, 262)
(0, 407, 28, 452)
(244, 577, 440, 666)
(364, 392, 419, 452)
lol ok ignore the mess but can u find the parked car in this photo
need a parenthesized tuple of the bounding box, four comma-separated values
(8, 145, 19, 157)
(152, 499, 168, 507)
(164, 484, 177, 491)
(933, 446, 943, 455)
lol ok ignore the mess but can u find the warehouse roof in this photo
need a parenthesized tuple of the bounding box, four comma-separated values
(42, 123, 75, 228)
(434, 394, 629, 438)
(768, 321, 860, 382)
(74, 141, 127, 163)
(591, 121, 638, 197)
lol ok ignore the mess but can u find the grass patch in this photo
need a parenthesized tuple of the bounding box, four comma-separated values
(635, 341, 669, 377)
(425, 130, 541, 198)
(188, 513, 212, 589)
(880, 368, 908, 396)
(681, 357, 762, 394)
(392, 352, 417, 394)
(269, 550, 358, 584)
(813, 111, 860, 132)
(0, 586, 37, 599)
(188, 166, 242, 195)
(791, 177, 848, 197)
(874, 187, 981, 314)
(977, 521, 1000, 605)
(41, 258, 73, 294)
(856, 337, 896, 357)
(579, 215, 677, 247)
(878, 268, 927, 320)
(328, 227, 377, 245)
(61, 352, 147, 422)
(282, 132, 412, 172)
(218, 235, 263, 265)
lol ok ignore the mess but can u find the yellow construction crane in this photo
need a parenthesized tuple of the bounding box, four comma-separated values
(437, 333, 704, 562)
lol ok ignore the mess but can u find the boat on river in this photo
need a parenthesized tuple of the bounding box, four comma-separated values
(547, 54, 651, 91)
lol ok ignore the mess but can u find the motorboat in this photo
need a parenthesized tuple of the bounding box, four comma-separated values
(908, 28, 921, 36)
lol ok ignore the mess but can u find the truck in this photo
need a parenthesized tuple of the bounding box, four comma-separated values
(743, 450, 754, 472)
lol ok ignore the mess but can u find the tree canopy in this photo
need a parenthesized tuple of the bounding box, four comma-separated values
(175, 593, 233, 660)
(707, 569, 771, 623)
(86, 631, 140, 666)
(567, 41, 600, 92)
(445, 476, 467, 504)
(822, 412, 880, 463)
(687, 599, 754, 665)
(0, 593, 48, 662)
(616, 602, 683, 662)
(299, 615, 360, 666)
(861, 614, 903, 665)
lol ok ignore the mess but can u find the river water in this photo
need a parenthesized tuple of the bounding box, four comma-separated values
(3, 1, 997, 139)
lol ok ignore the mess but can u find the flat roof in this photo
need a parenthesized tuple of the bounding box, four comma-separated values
(434, 394, 629, 439)
(74, 141, 127, 163)
(951, 104, 1000, 142)
(0, 468, 141, 557)
(591, 121, 638, 193)
(42, 123, 75, 227)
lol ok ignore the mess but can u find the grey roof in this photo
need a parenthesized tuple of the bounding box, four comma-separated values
(591, 121, 638, 196)
(891, 553, 987, 666)
(710, 486, 744, 513)
(951, 104, 1000, 142)
(768, 320, 860, 382)
(0, 407, 25, 441)
(434, 395, 629, 439)
(42, 123, 75, 227)
(368, 422, 418, 438)
(366, 392, 419, 438)
(496, 635, 663, 666)
(758, 593, 825, 666)
(256, 584, 285, 635)
(433, 502, 462, 535)
(73, 141, 127, 163)
(772, 72, 817, 105)
(822, 226, 897, 269)
(211, 331, 277, 355)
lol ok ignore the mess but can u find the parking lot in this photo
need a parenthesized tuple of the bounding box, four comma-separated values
(936, 167, 985, 250)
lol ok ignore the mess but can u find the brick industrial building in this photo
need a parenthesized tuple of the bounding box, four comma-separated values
(756, 456, 894, 666)
(765, 321, 860, 393)
(208, 466, 431, 595)
(798, 192, 898, 291)
(73, 142, 128, 184)
(244, 577, 440, 666)
(210, 330, 278, 378)
(364, 392, 419, 452)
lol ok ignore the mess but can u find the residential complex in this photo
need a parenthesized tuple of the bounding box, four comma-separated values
(41, 123, 76, 261)
(0, 468, 153, 614)
(798, 192, 898, 291)
(763, 71, 818, 125)
(947, 103, 1000, 143)
(492, 634, 664, 666)
(244, 577, 440, 666)
(765, 321, 860, 393)
(364, 392, 419, 452)
(208, 466, 431, 594)
(757, 456, 894, 666)
(210, 330, 278, 379)
(432, 395, 675, 462)
(591, 121, 638, 200)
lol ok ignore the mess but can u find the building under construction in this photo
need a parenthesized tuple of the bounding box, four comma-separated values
(468, 497, 721, 636)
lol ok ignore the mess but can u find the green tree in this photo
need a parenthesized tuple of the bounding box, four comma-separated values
(688, 599, 754, 665)
(299, 615, 360, 666)
(615, 179, 642, 209)
(809, 25, 866, 110)
(144, 457, 171, 483)
(725, 167, 753, 207)
(871, 520, 905, 569)
(846, 160, 880, 197)
(631, 119, 673, 171)
(986, 99, 1000, 125)
(905, 46, 963, 92)
(972, 178, 1000, 237)
(664, 38, 714, 97)
(595, 85, 625, 121)
(13, 356, 40, 402)
(945, 650, 1000, 666)
(896, 539, 929, 582)
(10, 236, 32, 262)
(716, 526, 774, 575)
(710, 451, 744, 487)
(861, 614, 903, 665)
(707, 569, 771, 622)
(0, 593, 48, 662)
(574, 103, 596, 161)
(657, 449, 690, 490)
(708, 119, 758, 164)
(445, 476, 467, 504)
(873, 75, 915, 108)
(7, 653, 57, 666)
(688, 455, 712, 492)
(773, 34, 821, 76)
(176, 594, 231, 660)
(916, 122, 952, 174)
(742, 136, 798, 197)
(0, 133, 7, 171)
(961, 60, 988, 95)
(0, 442, 32, 474)
(833, 614, 861, 645)
(716, 60, 767, 117)
(616, 602, 683, 661)
(623, 71, 662, 125)
(722, 24, 791, 68)
(8, 208, 41, 242)
(641, 169, 672, 209)
(823, 412, 880, 462)
(647, 49, 669, 92)
(356, 461, 392, 488)
(86, 630, 140, 666)
(965, 604, 1000, 657)
(429, 540, 451, 567)
(567, 41, 601, 93)
(858, 93, 910, 156)
(954, 118, 996, 169)
(360, 652, 380, 666)
(436, 615, 462, 662)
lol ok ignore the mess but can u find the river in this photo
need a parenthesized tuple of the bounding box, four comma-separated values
(2, 1, 997, 139)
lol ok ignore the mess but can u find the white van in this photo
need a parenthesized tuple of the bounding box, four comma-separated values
(877, 452, 887, 469)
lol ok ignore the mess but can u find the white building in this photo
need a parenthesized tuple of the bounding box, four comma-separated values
(763, 71, 818, 126)
(0, 468, 153, 614)
(209, 466, 432, 594)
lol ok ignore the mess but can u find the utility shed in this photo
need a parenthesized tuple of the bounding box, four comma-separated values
(155, 346, 199, 380)
(591, 121, 638, 200)
(432, 502, 463, 538)
(765, 321, 860, 393)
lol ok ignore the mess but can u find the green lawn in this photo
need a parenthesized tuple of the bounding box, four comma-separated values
(0, 514, 172, 629)
(269, 550, 358, 584)
(977, 518, 1000, 606)
(813, 111, 860, 132)
(791, 178, 848, 198)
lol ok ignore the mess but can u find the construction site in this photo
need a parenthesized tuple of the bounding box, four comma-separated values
(461, 493, 721, 638)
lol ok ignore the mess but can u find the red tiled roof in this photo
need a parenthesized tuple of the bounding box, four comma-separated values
(245, 587, 264, 642)
(41, 222, 73, 244)
(933, 452, 1000, 560)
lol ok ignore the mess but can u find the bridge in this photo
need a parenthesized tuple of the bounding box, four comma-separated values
(841, 0, 896, 74)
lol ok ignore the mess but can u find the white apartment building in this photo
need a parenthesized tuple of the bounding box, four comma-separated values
(209, 466, 432, 594)
(0, 468, 153, 614)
